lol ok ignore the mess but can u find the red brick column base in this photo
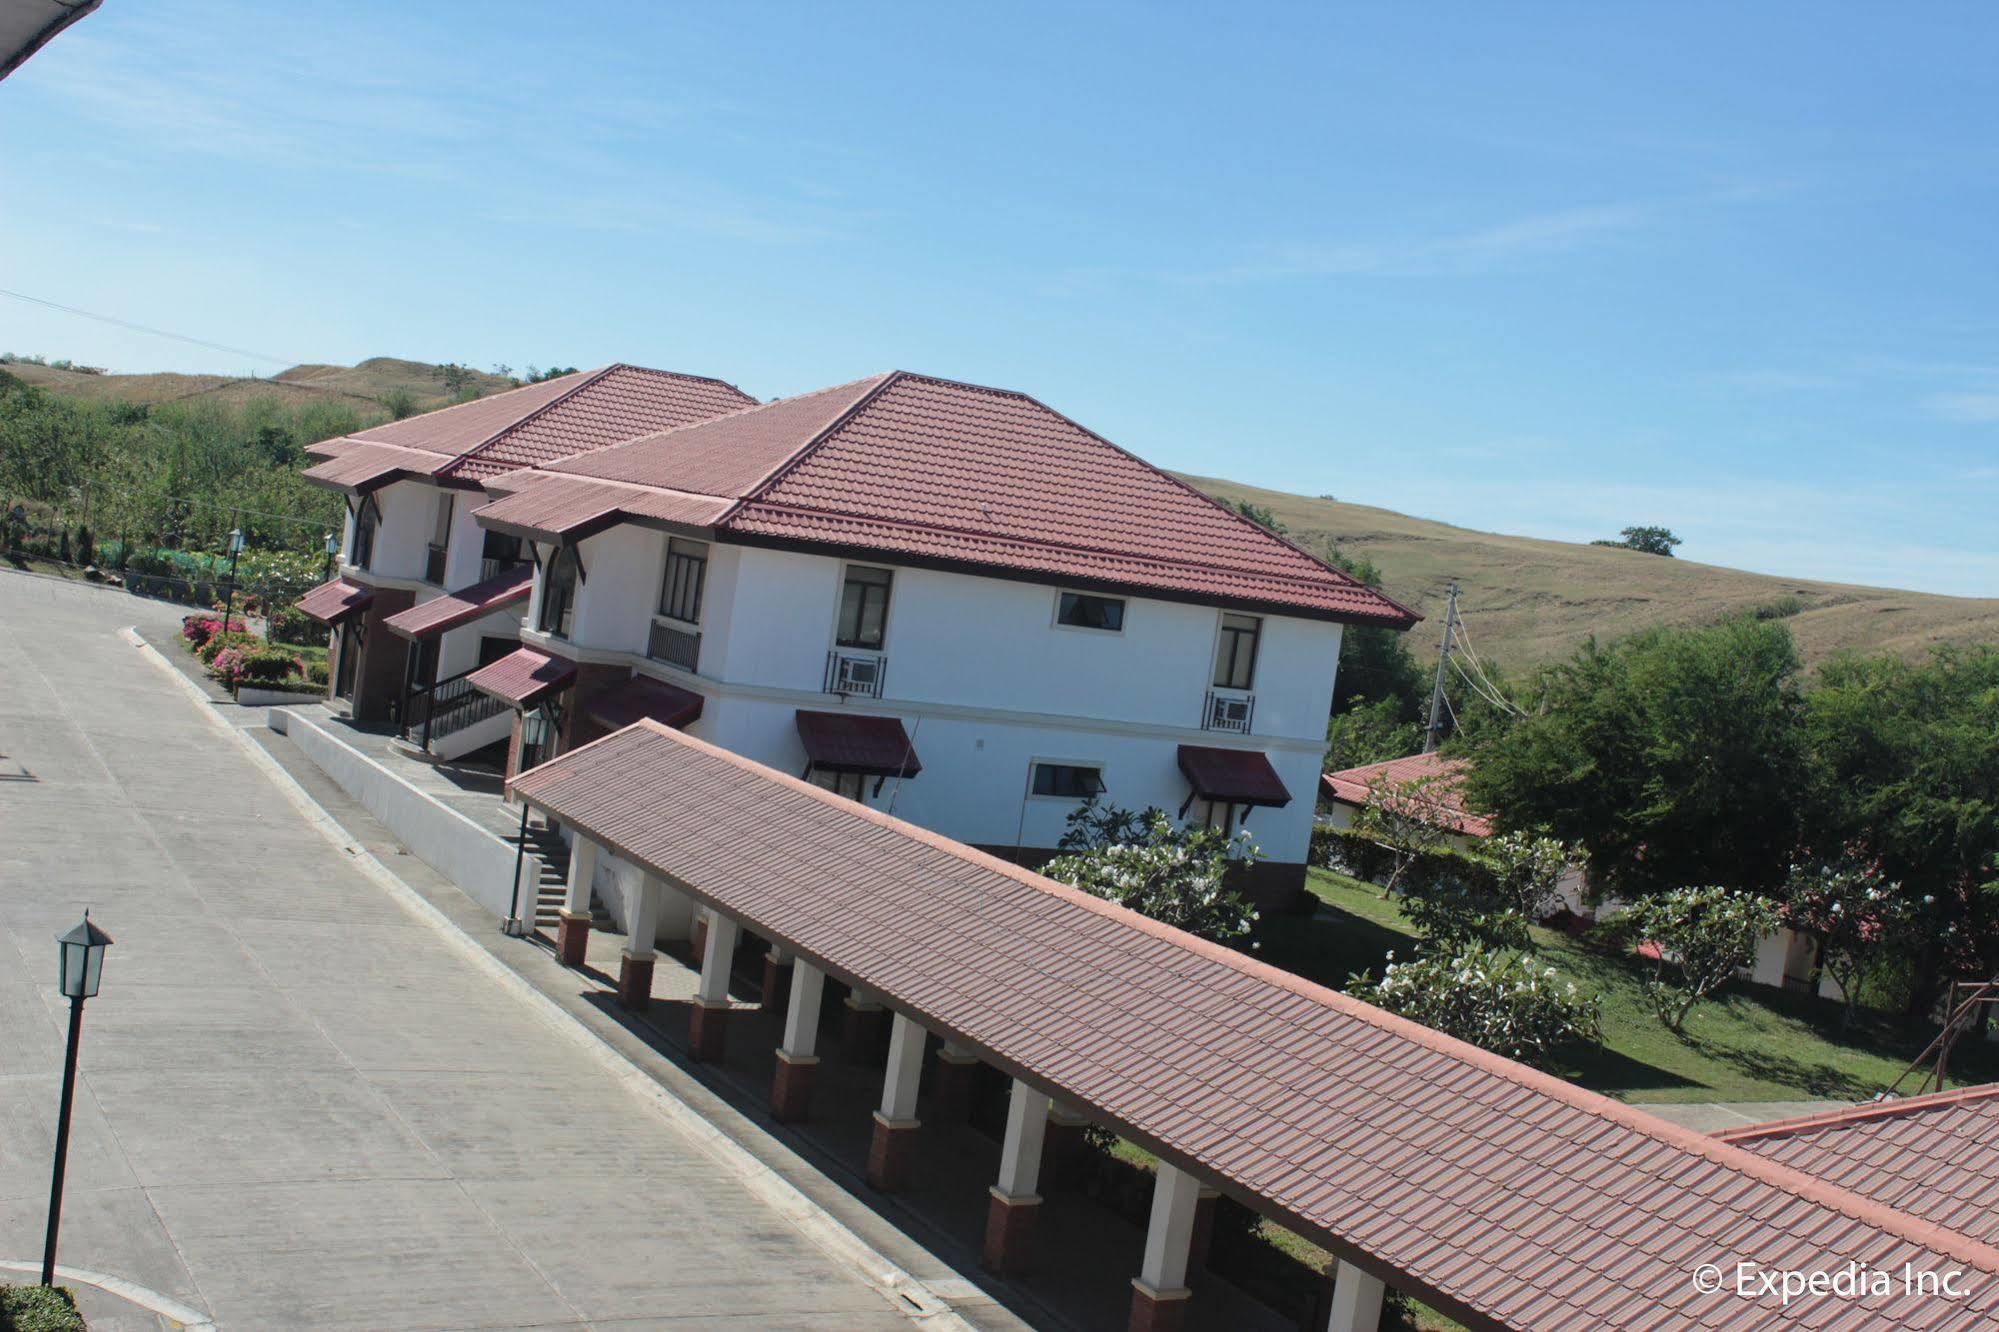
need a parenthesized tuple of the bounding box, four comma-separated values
(933, 1050, 979, 1122)
(1188, 1188, 1219, 1278)
(982, 1188, 1041, 1277)
(1127, 1280, 1191, 1332)
(616, 953, 654, 1011)
(866, 1113, 920, 1192)
(771, 1051, 818, 1123)
(689, 999, 730, 1062)
(556, 910, 591, 967)
(844, 1001, 888, 1058)
(760, 953, 790, 1012)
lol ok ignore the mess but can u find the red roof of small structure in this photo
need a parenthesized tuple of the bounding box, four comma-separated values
(1177, 744, 1291, 807)
(583, 675, 703, 732)
(295, 577, 374, 625)
(510, 721, 1999, 1331)
(1716, 1084, 1999, 1247)
(535, 370, 1414, 628)
(473, 472, 734, 544)
(795, 710, 921, 778)
(381, 564, 533, 641)
(1320, 751, 1495, 838)
(467, 647, 575, 709)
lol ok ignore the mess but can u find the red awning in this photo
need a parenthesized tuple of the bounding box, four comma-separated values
(584, 675, 703, 732)
(467, 647, 576, 709)
(296, 577, 374, 625)
(795, 710, 921, 778)
(1177, 744, 1291, 808)
(383, 564, 533, 641)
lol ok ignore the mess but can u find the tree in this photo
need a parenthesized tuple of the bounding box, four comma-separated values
(1352, 774, 1457, 897)
(1400, 831, 1573, 953)
(1323, 544, 1427, 719)
(1043, 803, 1259, 947)
(379, 387, 417, 420)
(1324, 695, 1422, 771)
(525, 364, 580, 383)
(1593, 526, 1682, 556)
(1349, 942, 1600, 1069)
(1625, 886, 1781, 1031)
(1463, 617, 1808, 899)
(1782, 850, 1921, 1032)
(1229, 498, 1285, 534)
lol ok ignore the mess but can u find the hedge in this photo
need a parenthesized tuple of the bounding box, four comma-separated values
(0, 1283, 85, 1332)
(1310, 823, 1501, 897)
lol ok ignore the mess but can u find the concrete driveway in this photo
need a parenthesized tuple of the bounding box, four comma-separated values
(0, 573, 927, 1330)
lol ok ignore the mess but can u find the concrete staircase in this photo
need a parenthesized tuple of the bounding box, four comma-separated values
(505, 820, 572, 929)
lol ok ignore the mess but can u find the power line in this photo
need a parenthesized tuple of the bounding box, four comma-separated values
(42, 480, 336, 533)
(0, 288, 297, 367)
(1451, 613, 1527, 716)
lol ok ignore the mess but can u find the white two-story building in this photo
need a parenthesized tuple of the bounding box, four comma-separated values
(345, 368, 1417, 904)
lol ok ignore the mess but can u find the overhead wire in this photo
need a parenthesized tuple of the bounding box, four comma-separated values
(0, 288, 297, 367)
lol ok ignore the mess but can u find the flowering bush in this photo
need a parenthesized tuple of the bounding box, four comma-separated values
(208, 646, 248, 687)
(1044, 803, 1260, 948)
(1624, 885, 1782, 1031)
(1784, 850, 1922, 1030)
(180, 614, 247, 652)
(195, 629, 258, 666)
(1350, 942, 1600, 1068)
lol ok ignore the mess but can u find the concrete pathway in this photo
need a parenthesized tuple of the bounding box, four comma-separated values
(1632, 1099, 1844, 1133)
(0, 573, 932, 1330)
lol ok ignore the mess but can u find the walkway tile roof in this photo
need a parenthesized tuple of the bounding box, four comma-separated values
(381, 564, 533, 641)
(1176, 744, 1290, 807)
(795, 709, 921, 778)
(583, 675, 703, 732)
(511, 720, 1999, 1331)
(467, 647, 574, 709)
(295, 577, 374, 625)
(531, 370, 1415, 627)
(304, 365, 756, 493)
(1716, 1085, 1999, 1248)
(1320, 751, 1495, 838)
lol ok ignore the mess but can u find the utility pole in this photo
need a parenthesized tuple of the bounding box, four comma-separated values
(1423, 581, 1459, 753)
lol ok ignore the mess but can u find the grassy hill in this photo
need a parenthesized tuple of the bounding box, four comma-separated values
(0, 356, 514, 413)
(1181, 474, 1999, 671)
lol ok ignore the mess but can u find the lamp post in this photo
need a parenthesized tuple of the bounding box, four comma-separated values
(44, 912, 111, 1286)
(219, 527, 246, 633)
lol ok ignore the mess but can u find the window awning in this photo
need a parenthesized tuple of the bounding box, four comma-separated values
(467, 647, 576, 709)
(1176, 744, 1291, 808)
(295, 577, 374, 626)
(383, 564, 533, 641)
(584, 675, 703, 732)
(795, 710, 921, 778)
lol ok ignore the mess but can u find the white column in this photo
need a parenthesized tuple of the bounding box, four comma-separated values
(1326, 1261, 1386, 1332)
(563, 837, 598, 917)
(625, 873, 662, 959)
(697, 912, 739, 1003)
(782, 960, 825, 1059)
(1137, 1162, 1202, 1295)
(880, 1012, 926, 1123)
(996, 1080, 1050, 1198)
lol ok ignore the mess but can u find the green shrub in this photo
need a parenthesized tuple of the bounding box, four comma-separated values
(1350, 942, 1601, 1068)
(266, 603, 321, 646)
(233, 645, 304, 686)
(0, 1282, 85, 1332)
(1312, 825, 1499, 897)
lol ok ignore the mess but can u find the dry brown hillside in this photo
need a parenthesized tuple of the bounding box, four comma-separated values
(1, 356, 513, 412)
(1181, 474, 1999, 672)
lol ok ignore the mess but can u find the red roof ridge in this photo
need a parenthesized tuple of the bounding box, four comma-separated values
(599, 360, 754, 401)
(1714, 1083, 1999, 1145)
(718, 371, 903, 514)
(433, 365, 618, 475)
(523, 717, 1999, 1279)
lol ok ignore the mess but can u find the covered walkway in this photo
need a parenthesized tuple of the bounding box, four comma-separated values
(513, 719, 1999, 1332)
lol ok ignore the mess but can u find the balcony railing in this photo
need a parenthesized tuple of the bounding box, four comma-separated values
(424, 544, 449, 585)
(403, 667, 510, 750)
(647, 620, 701, 673)
(1202, 689, 1255, 734)
(824, 649, 886, 699)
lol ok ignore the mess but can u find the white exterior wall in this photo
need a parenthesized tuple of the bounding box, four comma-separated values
(436, 607, 527, 679)
(441, 489, 489, 588)
(361, 480, 433, 583)
(567, 525, 664, 655)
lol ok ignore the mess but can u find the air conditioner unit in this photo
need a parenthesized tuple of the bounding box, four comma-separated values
(1210, 695, 1252, 730)
(834, 654, 881, 694)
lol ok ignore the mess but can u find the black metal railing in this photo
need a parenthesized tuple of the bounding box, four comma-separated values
(403, 667, 510, 750)
(824, 649, 886, 698)
(481, 556, 529, 582)
(1202, 689, 1255, 734)
(425, 544, 449, 585)
(647, 621, 701, 673)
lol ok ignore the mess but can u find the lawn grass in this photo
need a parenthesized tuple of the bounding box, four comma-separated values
(1267, 868, 1998, 1105)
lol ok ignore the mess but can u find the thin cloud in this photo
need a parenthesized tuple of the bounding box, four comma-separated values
(1925, 392, 1999, 423)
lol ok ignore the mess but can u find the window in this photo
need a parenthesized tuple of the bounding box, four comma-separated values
(350, 497, 378, 571)
(1212, 613, 1261, 690)
(835, 565, 893, 649)
(1056, 592, 1125, 631)
(1031, 763, 1106, 799)
(812, 770, 868, 801)
(658, 538, 708, 624)
(430, 492, 454, 548)
(538, 546, 578, 637)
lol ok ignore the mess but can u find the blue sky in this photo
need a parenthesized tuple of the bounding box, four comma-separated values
(3, 2, 1996, 595)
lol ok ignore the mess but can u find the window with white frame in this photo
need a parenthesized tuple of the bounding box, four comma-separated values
(538, 546, 578, 637)
(658, 538, 707, 624)
(835, 564, 892, 650)
(1031, 762, 1106, 799)
(1212, 612, 1261, 690)
(1056, 591, 1125, 631)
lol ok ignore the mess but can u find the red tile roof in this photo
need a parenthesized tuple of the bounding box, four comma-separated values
(301, 441, 453, 495)
(1716, 1085, 1999, 1247)
(467, 647, 575, 709)
(795, 709, 921, 778)
(583, 675, 703, 732)
(472, 472, 734, 545)
(1176, 744, 1291, 807)
(1320, 751, 1495, 838)
(295, 577, 374, 625)
(510, 720, 1999, 1331)
(526, 370, 1414, 627)
(304, 365, 755, 493)
(381, 565, 533, 641)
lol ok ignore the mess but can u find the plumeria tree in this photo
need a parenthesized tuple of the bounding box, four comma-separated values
(1350, 942, 1601, 1069)
(1352, 773, 1457, 898)
(1044, 801, 1259, 948)
(1627, 886, 1783, 1031)
(1783, 850, 1921, 1032)
(1404, 831, 1576, 952)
